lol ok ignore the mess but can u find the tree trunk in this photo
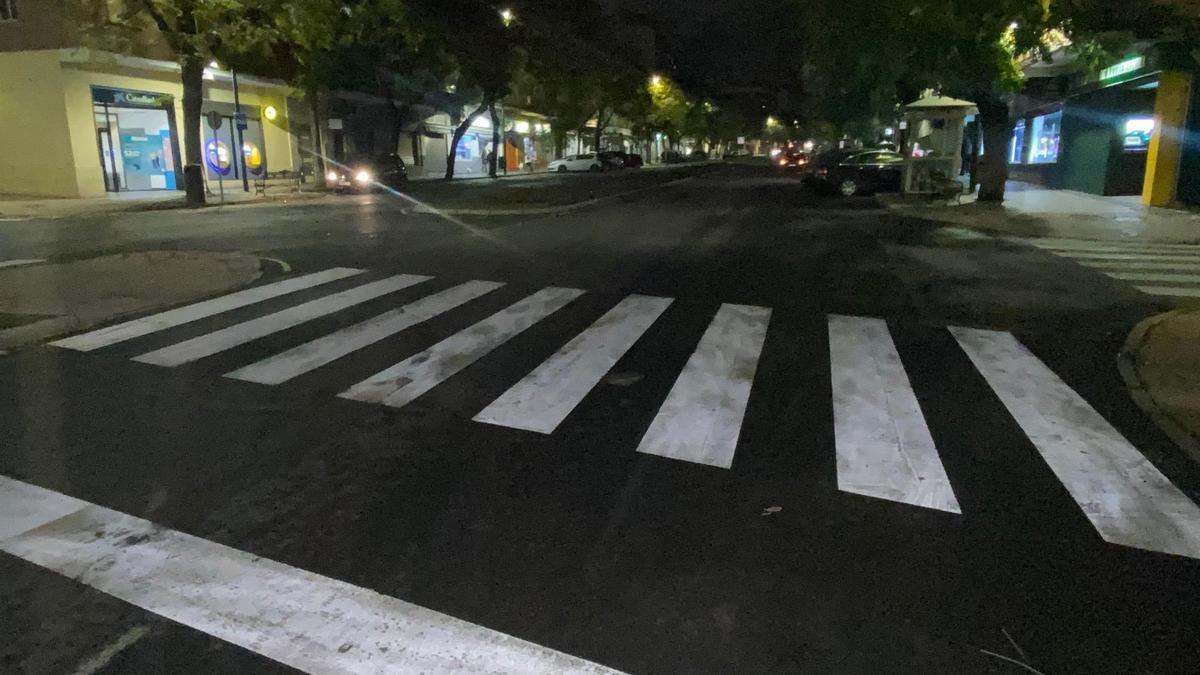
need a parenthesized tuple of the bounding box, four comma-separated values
(445, 101, 489, 181)
(180, 54, 206, 207)
(308, 87, 327, 188)
(976, 98, 1014, 203)
(593, 106, 605, 152)
(488, 103, 501, 178)
(552, 126, 566, 159)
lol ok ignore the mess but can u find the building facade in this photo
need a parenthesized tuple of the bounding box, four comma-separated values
(1010, 41, 1200, 207)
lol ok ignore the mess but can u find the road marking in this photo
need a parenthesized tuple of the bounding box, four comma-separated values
(951, 327, 1200, 559)
(1046, 252, 1200, 263)
(0, 476, 624, 675)
(1033, 240, 1200, 253)
(227, 280, 504, 385)
(636, 303, 770, 469)
(133, 275, 431, 366)
(71, 625, 151, 675)
(1079, 260, 1200, 272)
(340, 287, 585, 408)
(0, 258, 46, 269)
(828, 315, 960, 513)
(1133, 285, 1200, 298)
(1106, 272, 1200, 284)
(474, 294, 673, 433)
(51, 268, 364, 351)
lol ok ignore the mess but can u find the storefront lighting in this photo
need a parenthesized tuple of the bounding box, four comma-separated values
(883, 127, 894, 136)
(1100, 56, 1145, 83)
(514, 120, 530, 133)
(263, 105, 278, 121)
(209, 60, 220, 69)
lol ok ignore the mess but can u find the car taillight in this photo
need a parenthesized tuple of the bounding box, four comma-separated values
(816, 168, 827, 176)
(778, 158, 787, 165)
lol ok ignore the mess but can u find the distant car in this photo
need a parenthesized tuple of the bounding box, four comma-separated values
(805, 149, 904, 196)
(596, 151, 625, 170)
(327, 153, 407, 192)
(773, 150, 809, 170)
(548, 153, 603, 172)
(686, 149, 708, 161)
(661, 149, 685, 164)
(623, 152, 644, 168)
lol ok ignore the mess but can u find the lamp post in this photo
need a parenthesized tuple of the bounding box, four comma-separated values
(211, 60, 249, 192)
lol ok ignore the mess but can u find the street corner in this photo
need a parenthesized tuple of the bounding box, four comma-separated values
(0, 251, 266, 350)
(1120, 309, 1200, 464)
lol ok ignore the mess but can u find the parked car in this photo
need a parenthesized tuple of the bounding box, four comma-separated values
(773, 150, 810, 170)
(597, 150, 643, 169)
(661, 149, 685, 164)
(805, 149, 904, 196)
(548, 153, 604, 172)
(327, 153, 407, 192)
(687, 149, 708, 161)
(596, 151, 625, 170)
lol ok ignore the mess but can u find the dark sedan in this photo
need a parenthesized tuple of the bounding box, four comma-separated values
(805, 149, 904, 196)
(327, 153, 408, 192)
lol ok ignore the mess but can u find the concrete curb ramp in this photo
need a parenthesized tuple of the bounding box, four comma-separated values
(0, 251, 264, 349)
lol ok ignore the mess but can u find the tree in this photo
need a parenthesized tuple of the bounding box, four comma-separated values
(647, 75, 691, 148)
(102, 1, 272, 206)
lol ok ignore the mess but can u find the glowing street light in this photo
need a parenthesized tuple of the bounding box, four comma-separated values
(500, 8, 514, 26)
(650, 74, 662, 87)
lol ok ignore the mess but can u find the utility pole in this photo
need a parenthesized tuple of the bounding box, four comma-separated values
(232, 68, 249, 192)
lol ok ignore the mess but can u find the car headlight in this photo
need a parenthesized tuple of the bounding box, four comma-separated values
(354, 170, 371, 183)
(326, 171, 338, 182)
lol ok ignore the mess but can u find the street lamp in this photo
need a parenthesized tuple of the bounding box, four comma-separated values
(209, 60, 249, 193)
(650, 74, 662, 87)
(500, 8, 514, 26)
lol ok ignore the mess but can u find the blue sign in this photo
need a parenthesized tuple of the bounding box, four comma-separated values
(205, 139, 233, 176)
(235, 111, 248, 130)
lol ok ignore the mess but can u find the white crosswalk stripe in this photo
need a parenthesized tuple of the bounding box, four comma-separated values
(475, 294, 672, 433)
(133, 274, 432, 366)
(42, 268, 1200, 559)
(952, 327, 1200, 559)
(0, 476, 625, 674)
(1030, 239, 1200, 299)
(636, 303, 770, 469)
(340, 287, 585, 408)
(51, 268, 366, 351)
(829, 315, 960, 514)
(226, 280, 505, 385)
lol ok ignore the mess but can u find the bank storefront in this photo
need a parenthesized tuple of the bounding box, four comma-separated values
(92, 85, 181, 192)
(0, 48, 297, 198)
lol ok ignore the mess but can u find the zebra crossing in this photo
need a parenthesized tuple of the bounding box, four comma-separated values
(1029, 238, 1200, 298)
(48, 267, 1200, 559)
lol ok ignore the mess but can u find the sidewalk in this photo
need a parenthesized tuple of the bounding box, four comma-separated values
(0, 251, 264, 349)
(882, 181, 1200, 244)
(1121, 310, 1200, 464)
(0, 182, 324, 221)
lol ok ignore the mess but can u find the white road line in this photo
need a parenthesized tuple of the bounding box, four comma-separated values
(1033, 240, 1200, 253)
(227, 280, 504, 385)
(951, 327, 1200, 559)
(474, 294, 673, 433)
(635, 303, 770, 469)
(1106, 272, 1200, 284)
(0, 258, 46, 269)
(0, 476, 624, 675)
(828, 315, 960, 514)
(51, 268, 364, 351)
(134, 274, 431, 367)
(1133, 285, 1200, 298)
(1048, 252, 1200, 263)
(71, 625, 151, 675)
(1079, 260, 1200, 272)
(340, 287, 585, 408)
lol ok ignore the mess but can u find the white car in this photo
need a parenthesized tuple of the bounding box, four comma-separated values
(547, 153, 603, 173)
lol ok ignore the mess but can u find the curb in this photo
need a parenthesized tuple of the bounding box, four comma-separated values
(0, 253, 279, 351)
(1117, 310, 1200, 464)
(410, 175, 696, 216)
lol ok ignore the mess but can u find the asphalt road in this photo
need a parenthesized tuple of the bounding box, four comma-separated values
(3, 165, 1199, 674)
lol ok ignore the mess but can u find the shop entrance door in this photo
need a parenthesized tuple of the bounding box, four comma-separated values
(96, 125, 120, 192)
